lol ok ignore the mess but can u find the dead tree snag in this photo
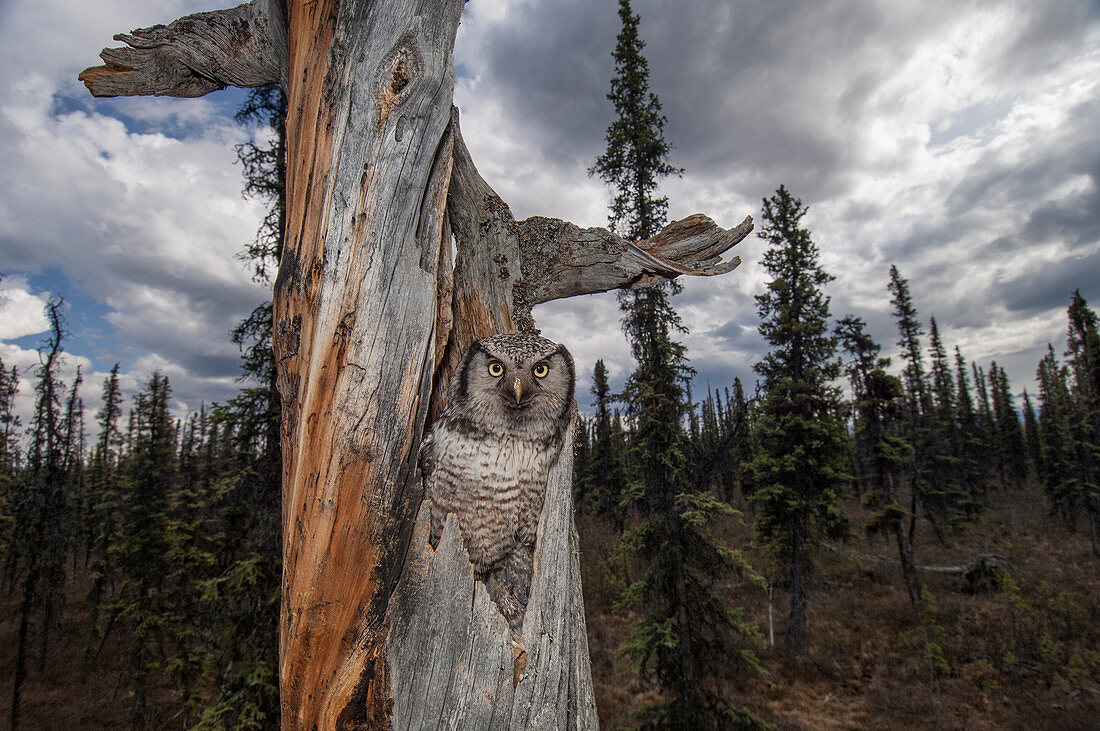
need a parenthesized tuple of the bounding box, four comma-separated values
(79, 1, 751, 727)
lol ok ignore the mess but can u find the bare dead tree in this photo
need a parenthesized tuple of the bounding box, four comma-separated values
(80, 1, 750, 727)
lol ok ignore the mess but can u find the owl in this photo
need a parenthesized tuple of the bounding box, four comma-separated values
(420, 333, 575, 629)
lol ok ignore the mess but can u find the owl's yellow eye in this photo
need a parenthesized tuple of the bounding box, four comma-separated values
(532, 362, 549, 379)
(488, 361, 505, 378)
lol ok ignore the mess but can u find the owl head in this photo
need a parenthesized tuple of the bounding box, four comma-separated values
(451, 333, 575, 440)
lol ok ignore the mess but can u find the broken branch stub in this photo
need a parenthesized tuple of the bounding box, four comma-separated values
(78, 0, 288, 97)
(441, 110, 751, 341)
(516, 212, 751, 305)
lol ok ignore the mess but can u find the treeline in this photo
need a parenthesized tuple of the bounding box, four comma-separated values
(569, 186, 1100, 725)
(575, 4, 1099, 722)
(0, 305, 281, 729)
(1, 83, 286, 730)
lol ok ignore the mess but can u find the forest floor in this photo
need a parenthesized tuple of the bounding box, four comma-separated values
(579, 485, 1100, 729)
(0, 570, 183, 729)
(3, 484, 1098, 729)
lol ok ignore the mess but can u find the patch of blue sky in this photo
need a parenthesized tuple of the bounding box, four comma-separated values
(51, 85, 251, 141)
(11, 267, 141, 375)
(928, 98, 1014, 148)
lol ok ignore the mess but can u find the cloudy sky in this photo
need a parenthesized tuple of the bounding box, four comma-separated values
(1, 0, 1098, 434)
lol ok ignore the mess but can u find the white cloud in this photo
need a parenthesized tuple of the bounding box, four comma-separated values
(0, 276, 49, 339)
(1, 0, 1097, 432)
(0, 0, 269, 436)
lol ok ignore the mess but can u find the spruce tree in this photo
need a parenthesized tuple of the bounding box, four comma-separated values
(61, 366, 88, 581)
(750, 185, 849, 647)
(972, 363, 997, 482)
(583, 359, 627, 521)
(1037, 346, 1077, 523)
(109, 371, 177, 727)
(689, 383, 755, 506)
(573, 415, 592, 506)
(0, 359, 21, 553)
(835, 315, 906, 502)
(1063, 291, 1100, 554)
(888, 266, 932, 416)
(589, 0, 680, 241)
(10, 299, 72, 729)
(927, 319, 955, 416)
(616, 281, 763, 728)
(885, 268, 928, 604)
(1021, 390, 1042, 481)
(835, 315, 878, 494)
(924, 318, 973, 534)
(189, 82, 286, 727)
(166, 405, 225, 723)
(85, 364, 124, 639)
(1066, 290, 1100, 407)
(593, 2, 764, 725)
(725, 378, 753, 503)
(953, 348, 986, 508)
(988, 362, 1026, 491)
(691, 388, 725, 499)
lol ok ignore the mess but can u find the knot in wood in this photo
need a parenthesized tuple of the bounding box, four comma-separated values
(377, 34, 422, 129)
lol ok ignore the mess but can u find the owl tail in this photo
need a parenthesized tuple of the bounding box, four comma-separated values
(482, 545, 534, 630)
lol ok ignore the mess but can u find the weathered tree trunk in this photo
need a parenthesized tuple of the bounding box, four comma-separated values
(389, 420, 597, 729)
(271, 1, 465, 725)
(80, 1, 751, 727)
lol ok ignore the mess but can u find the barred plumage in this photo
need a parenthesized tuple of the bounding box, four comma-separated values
(420, 334, 574, 629)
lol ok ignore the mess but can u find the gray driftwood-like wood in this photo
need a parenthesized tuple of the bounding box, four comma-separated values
(78, 0, 288, 97)
(432, 109, 752, 411)
(389, 420, 597, 730)
(79, 1, 751, 727)
(269, 1, 465, 726)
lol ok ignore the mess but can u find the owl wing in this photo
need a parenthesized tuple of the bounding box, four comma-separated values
(417, 430, 433, 484)
(418, 431, 445, 549)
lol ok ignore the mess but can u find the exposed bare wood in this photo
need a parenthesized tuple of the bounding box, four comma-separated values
(516, 212, 752, 308)
(80, 1, 751, 726)
(435, 110, 752, 396)
(389, 418, 598, 729)
(273, 1, 463, 727)
(429, 109, 522, 421)
(78, 0, 287, 97)
(509, 419, 598, 730)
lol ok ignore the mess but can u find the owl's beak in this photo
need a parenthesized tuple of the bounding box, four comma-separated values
(513, 376, 523, 404)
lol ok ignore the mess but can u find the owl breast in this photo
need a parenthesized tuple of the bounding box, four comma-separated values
(427, 424, 552, 569)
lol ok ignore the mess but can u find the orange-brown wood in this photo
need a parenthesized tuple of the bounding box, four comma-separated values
(274, 1, 464, 727)
(276, 0, 342, 726)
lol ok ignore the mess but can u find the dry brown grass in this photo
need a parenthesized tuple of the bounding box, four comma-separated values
(578, 486, 1100, 729)
(0, 571, 184, 729)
